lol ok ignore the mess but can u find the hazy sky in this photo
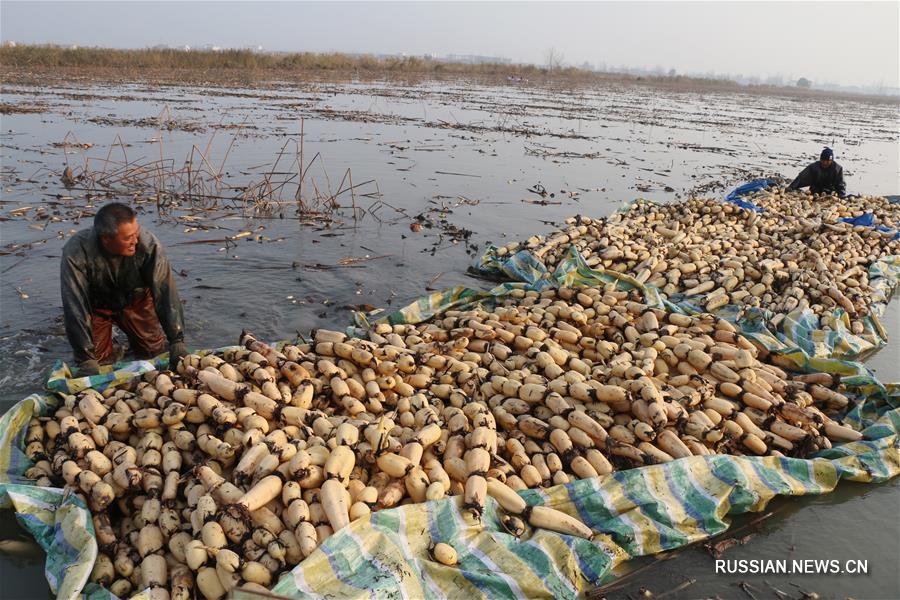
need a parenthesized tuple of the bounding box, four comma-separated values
(2, 1, 898, 88)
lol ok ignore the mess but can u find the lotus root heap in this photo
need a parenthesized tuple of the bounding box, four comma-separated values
(25, 286, 863, 599)
(492, 191, 899, 334)
(750, 190, 899, 227)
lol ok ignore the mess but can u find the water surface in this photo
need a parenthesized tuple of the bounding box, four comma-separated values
(1, 78, 897, 599)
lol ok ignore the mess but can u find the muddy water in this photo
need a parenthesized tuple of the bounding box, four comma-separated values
(0, 79, 897, 598)
(1, 81, 898, 401)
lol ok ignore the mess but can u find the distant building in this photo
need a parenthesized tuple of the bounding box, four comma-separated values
(148, 44, 193, 51)
(444, 54, 512, 65)
(4, 40, 17, 48)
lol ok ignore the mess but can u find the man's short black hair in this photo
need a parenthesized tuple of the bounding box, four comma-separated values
(94, 203, 136, 237)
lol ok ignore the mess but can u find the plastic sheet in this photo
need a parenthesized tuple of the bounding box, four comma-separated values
(723, 178, 772, 211)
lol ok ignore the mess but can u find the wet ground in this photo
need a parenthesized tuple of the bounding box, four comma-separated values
(0, 77, 898, 599)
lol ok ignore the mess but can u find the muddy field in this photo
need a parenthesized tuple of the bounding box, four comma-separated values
(0, 74, 898, 599)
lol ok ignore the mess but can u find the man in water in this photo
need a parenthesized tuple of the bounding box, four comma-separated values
(61, 202, 188, 374)
(787, 147, 846, 197)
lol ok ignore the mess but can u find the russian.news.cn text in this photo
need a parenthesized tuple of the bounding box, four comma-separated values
(715, 559, 868, 575)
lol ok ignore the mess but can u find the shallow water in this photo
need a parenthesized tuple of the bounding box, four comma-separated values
(2, 79, 898, 402)
(0, 78, 897, 599)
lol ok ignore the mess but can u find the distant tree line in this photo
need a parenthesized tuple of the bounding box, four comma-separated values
(0, 44, 740, 85)
(4, 44, 881, 101)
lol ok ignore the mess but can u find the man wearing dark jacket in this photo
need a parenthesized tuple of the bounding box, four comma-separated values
(787, 147, 846, 196)
(61, 203, 188, 375)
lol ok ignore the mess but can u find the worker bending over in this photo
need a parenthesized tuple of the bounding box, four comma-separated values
(61, 202, 188, 374)
(788, 147, 846, 197)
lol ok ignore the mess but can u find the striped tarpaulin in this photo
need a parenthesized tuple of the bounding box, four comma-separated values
(270, 408, 897, 599)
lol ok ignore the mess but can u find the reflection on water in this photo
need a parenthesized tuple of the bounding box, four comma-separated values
(0, 510, 53, 599)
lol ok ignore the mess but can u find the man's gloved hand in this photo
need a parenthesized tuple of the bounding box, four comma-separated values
(168, 341, 188, 371)
(78, 359, 101, 376)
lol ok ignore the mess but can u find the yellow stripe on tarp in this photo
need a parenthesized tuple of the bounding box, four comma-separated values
(696, 467, 735, 525)
(56, 502, 96, 600)
(413, 500, 479, 599)
(344, 526, 422, 600)
(734, 460, 778, 510)
(619, 477, 666, 555)
(528, 532, 585, 595)
(0, 396, 36, 474)
(471, 529, 551, 598)
(642, 467, 695, 537)
(394, 502, 429, 600)
(786, 456, 836, 495)
(7, 497, 56, 527)
(752, 456, 808, 498)
(590, 477, 653, 554)
(296, 558, 372, 598)
(61, 505, 95, 557)
(702, 458, 741, 519)
(422, 555, 484, 599)
(539, 480, 574, 508)
(442, 502, 518, 598)
(810, 457, 840, 487)
(833, 446, 900, 482)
